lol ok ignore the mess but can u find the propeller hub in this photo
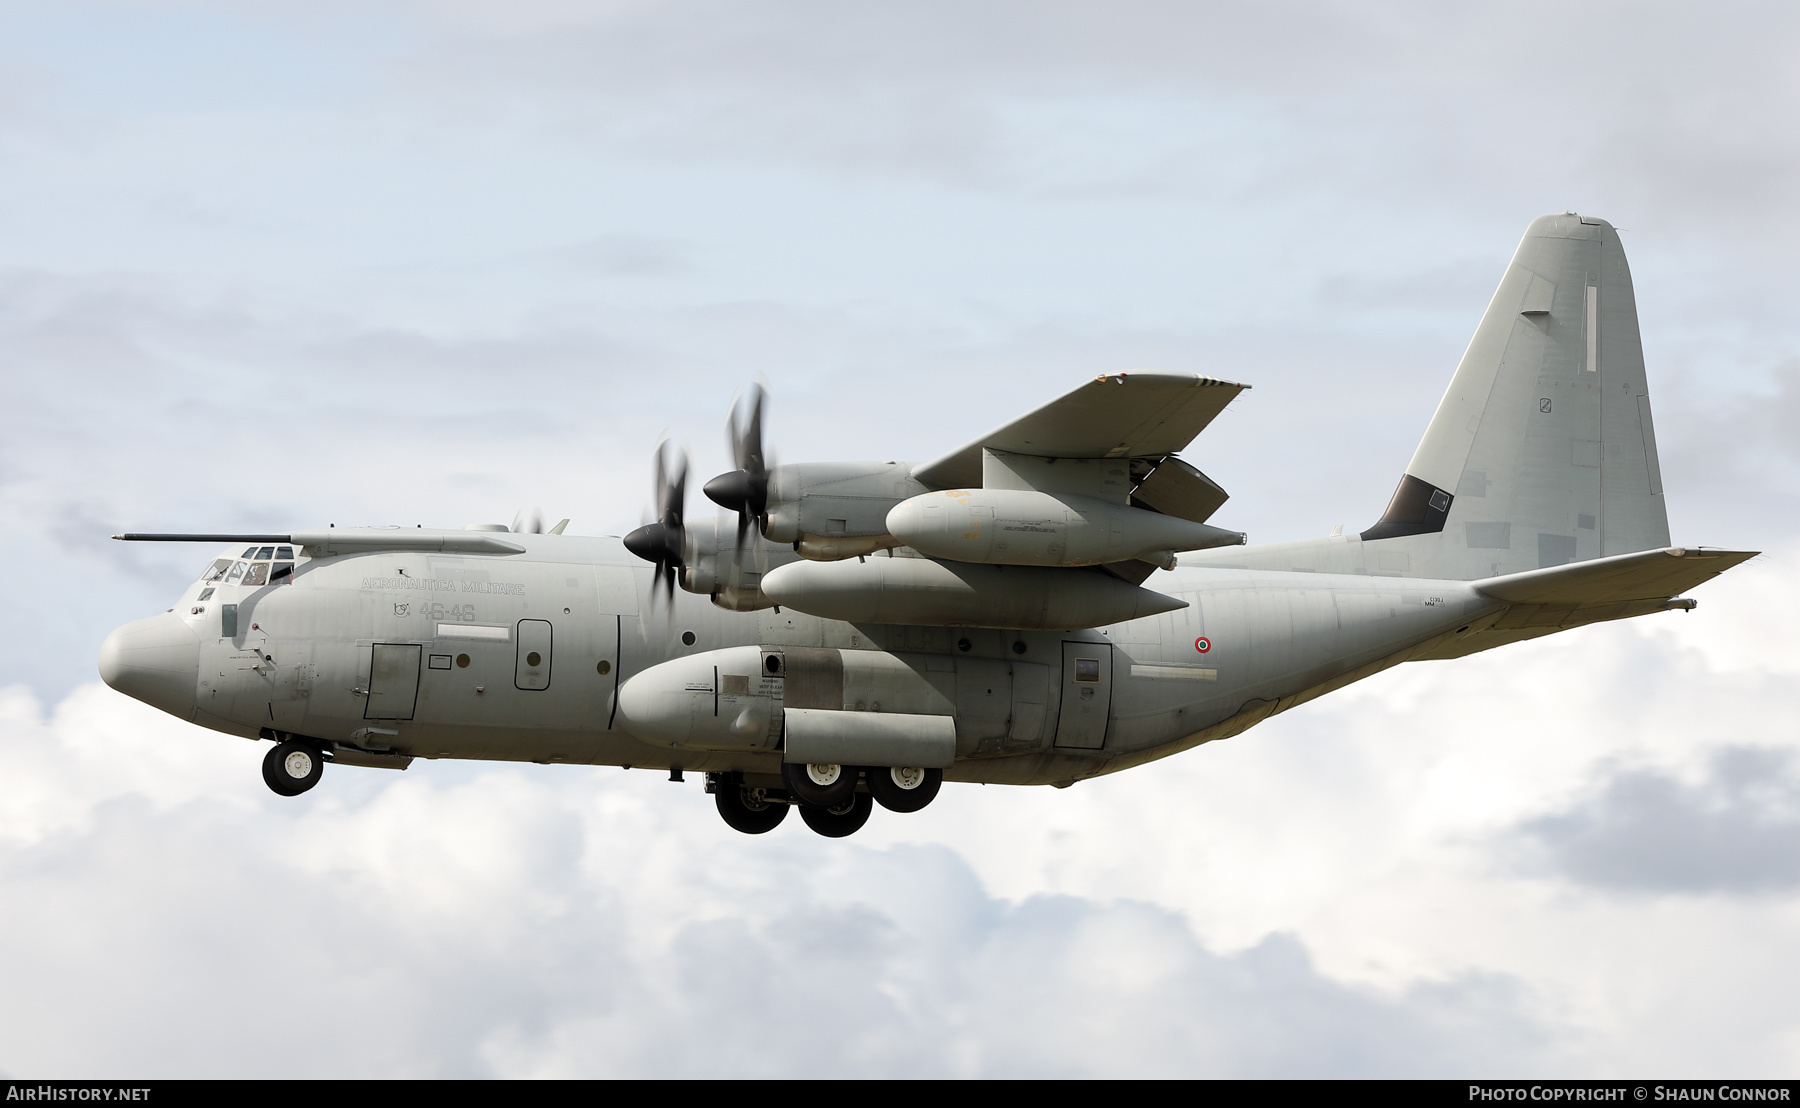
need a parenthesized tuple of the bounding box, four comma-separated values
(624, 522, 682, 566)
(704, 469, 754, 512)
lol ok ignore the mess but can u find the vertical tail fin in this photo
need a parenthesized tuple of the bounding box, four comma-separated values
(1361, 213, 1670, 579)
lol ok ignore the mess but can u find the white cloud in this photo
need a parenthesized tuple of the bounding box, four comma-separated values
(0, 683, 1565, 1078)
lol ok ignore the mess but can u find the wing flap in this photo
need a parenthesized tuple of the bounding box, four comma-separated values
(1130, 455, 1229, 524)
(913, 372, 1248, 489)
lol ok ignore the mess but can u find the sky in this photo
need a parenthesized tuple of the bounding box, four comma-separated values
(1, 0, 1798, 1077)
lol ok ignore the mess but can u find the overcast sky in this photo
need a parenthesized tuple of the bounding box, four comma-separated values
(2, 0, 1798, 1077)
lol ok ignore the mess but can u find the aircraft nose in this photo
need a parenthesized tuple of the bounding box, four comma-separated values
(98, 613, 200, 721)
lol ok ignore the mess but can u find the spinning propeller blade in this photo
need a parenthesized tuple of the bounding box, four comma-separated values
(703, 381, 771, 550)
(623, 436, 689, 603)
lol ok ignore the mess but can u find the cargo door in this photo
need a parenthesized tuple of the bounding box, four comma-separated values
(1053, 641, 1112, 750)
(516, 619, 553, 691)
(365, 643, 422, 720)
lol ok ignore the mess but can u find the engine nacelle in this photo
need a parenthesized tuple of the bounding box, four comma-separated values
(679, 516, 798, 611)
(760, 461, 925, 553)
(885, 489, 1244, 569)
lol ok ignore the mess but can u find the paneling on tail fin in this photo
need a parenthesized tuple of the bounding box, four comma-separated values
(1361, 213, 1671, 579)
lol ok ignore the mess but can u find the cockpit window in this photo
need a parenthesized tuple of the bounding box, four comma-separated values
(204, 550, 298, 587)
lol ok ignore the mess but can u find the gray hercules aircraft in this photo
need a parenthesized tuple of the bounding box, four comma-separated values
(99, 213, 1755, 837)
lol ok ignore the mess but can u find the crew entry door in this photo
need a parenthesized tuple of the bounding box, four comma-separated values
(365, 643, 422, 721)
(1053, 642, 1112, 750)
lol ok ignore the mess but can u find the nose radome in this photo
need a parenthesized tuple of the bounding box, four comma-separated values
(99, 613, 200, 721)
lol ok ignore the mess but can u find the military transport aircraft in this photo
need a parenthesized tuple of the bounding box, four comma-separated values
(99, 213, 1756, 837)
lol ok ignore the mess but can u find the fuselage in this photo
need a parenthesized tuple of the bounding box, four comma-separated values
(100, 533, 1501, 786)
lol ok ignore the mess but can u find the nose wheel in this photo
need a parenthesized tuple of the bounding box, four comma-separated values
(262, 739, 324, 796)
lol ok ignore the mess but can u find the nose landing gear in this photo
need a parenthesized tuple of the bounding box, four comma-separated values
(262, 739, 324, 796)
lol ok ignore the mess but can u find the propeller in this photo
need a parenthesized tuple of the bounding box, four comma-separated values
(503, 509, 569, 535)
(703, 382, 770, 549)
(623, 437, 689, 602)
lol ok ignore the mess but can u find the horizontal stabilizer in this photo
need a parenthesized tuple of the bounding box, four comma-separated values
(913, 372, 1247, 489)
(1477, 546, 1758, 605)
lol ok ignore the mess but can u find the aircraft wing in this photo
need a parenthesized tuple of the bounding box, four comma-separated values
(1476, 546, 1759, 606)
(912, 372, 1248, 489)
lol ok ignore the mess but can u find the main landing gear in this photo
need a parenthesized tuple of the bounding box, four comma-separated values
(798, 793, 874, 837)
(715, 777, 789, 834)
(262, 738, 324, 796)
(866, 765, 942, 813)
(709, 765, 943, 837)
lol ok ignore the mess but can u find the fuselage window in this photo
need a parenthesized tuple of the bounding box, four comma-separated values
(1074, 658, 1101, 682)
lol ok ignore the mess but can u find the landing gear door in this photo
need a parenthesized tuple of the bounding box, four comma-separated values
(1053, 641, 1112, 750)
(365, 643, 422, 721)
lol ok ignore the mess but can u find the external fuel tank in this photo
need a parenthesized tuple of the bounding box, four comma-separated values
(886, 488, 1244, 569)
